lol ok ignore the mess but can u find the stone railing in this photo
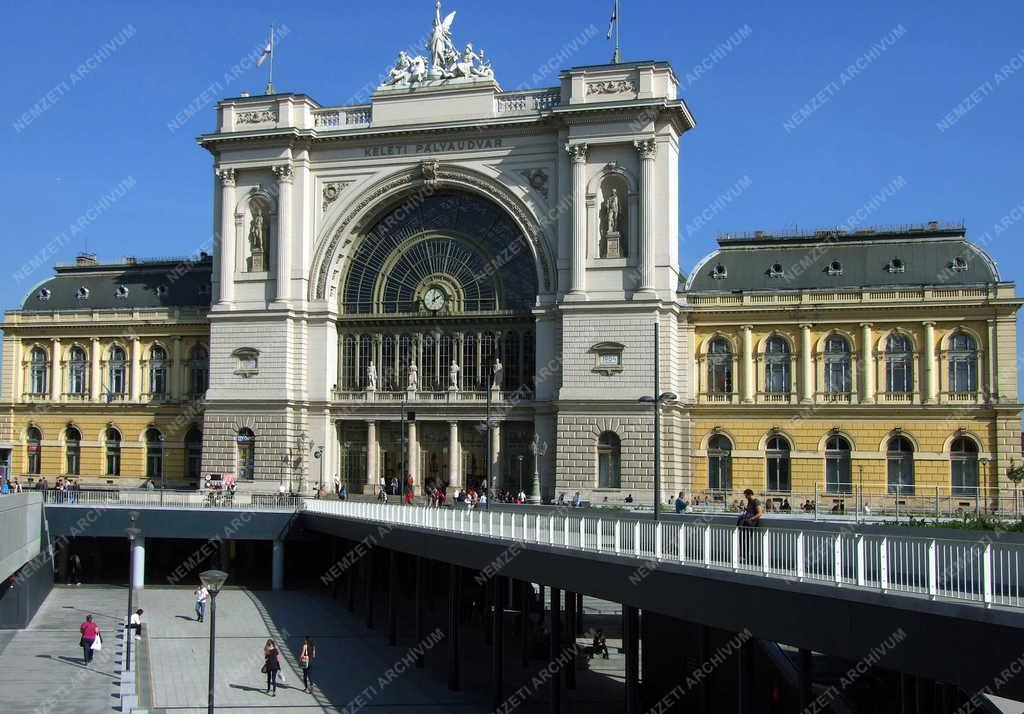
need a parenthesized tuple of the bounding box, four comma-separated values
(312, 105, 372, 129)
(688, 285, 1001, 308)
(495, 89, 561, 114)
(332, 389, 532, 403)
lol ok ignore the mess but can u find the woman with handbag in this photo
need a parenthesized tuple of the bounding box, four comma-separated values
(262, 639, 281, 696)
(79, 615, 100, 665)
(299, 636, 317, 693)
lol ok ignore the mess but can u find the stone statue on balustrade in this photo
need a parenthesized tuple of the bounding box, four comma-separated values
(491, 358, 503, 390)
(449, 360, 460, 390)
(408, 362, 419, 391)
(366, 361, 377, 391)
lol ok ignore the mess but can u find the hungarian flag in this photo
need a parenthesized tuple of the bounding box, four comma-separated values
(257, 39, 272, 66)
(607, 2, 617, 39)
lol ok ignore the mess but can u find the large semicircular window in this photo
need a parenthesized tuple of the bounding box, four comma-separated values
(343, 192, 538, 314)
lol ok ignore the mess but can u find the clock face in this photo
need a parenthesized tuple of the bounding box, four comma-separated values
(423, 287, 447, 312)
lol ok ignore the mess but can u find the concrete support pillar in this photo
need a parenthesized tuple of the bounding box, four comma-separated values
(171, 336, 182, 400)
(624, 605, 640, 714)
(550, 586, 562, 714)
(696, 624, 711, 714)
(387, 550, 398, 646)
(635, 139, 657, 294)
(346, 546, 356, 613)
(89, 338, 100, 402)
(564, 590, 576, 690)
(519, 581, 530, 668)
(365, 547, 375, 629)
(448, 421, 460, 489)
(447, 564, 461, 691)
(575, 593, 584, 634)
(129, 337, 141, 402)
(566, 143, 588, 296)
(860, 322, 874, 403)
(218, 540, 230, 572)
(131, 537, 145, 591)
(491, 576, 504, 709)
(271, 539, 284, 591)
(366, 420, 377, 488)
(740, 325, 754, 403)
(798, 648, 813, 712)
(273, 164, 293, 303)
(407, 420, 418, 492)
(216, 168, 236, 305)
(738, 638, 753, 714)
(799, 323, 814, 403)
(414, 556, 425, 668)
(50, 338, 61, 400)
(923, 321, 937, 403)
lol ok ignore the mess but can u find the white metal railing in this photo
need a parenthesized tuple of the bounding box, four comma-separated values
(42, 489, 301, 510)
(303, 499, 1024, 609)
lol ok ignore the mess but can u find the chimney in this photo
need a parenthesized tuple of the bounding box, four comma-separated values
(75, 253, 97, 266)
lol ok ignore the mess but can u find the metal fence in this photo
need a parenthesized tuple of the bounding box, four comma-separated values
(304, 499, 1024, 609)
(42, 489, 302, 510)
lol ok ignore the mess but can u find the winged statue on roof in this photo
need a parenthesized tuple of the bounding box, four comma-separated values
(429, 1, 458, 72)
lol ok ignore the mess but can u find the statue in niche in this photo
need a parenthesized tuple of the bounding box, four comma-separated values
(600, 181, 627, 259)
(492, 358, 503, 389)
(366, 361, 377, 391)
(408, 362, 419, 391)
(449, 360, 460, 389)
(247, 205, 268, 271)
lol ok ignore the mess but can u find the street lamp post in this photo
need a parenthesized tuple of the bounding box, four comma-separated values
(400, 392, 408, 506)
(200, 569, 229, 714)
(638, 322, 676, 521)
(158, 433, 166, 506)
(314, 446, 324, 495)
(517, 454, 524, 496)
(124, 524, 141, 672)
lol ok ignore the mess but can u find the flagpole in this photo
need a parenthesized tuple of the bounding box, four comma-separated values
(613, 0, 621, 64)
(265, 24, 275, 95)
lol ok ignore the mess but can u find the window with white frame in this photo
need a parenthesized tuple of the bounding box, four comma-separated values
(824, 335, 851, 394)
(885, 333, 913, 393)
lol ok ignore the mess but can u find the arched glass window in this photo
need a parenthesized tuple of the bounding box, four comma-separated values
(105, 428, 122, 476)
(145, 427, 163, 478)
(887, 436, 914, 495)
(68, 346, 88, 395)
(766, 436, 791, 492)
(707, 338, 733, 394)
(708, 435, 732, 491)
(29, 347, 48, 395)
(341, 335, 356, 390)
(825, 435, 852, 493)
(186, 426, 203, 481)
(108, 346, 128, 396)
(885, 333, 913, 394)
(65, 426, 81, 475)
(597, 432, 621, 488)
(189, 346, 209, 397)
(949, 333, 978, 393)
(824, 335, 852, 394)
(149, 346, 168, 396)
(764, 337, 790, 394)
(237, 428, 256, 480)
(26, 426, 42, 475)
(950, 436, 979, 497)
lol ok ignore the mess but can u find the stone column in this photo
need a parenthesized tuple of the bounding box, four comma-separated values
(11, 338, 21, 403)
(170, 336, 182, 400)
(565, 142, 588, 296)
(799, 323, 813, 403)
(50, 339, 61, 400)
(216, 168, 237, 305)
(89, 338, 101, 402)
(923, 321, 936, 404)
(131, 537, 145, 591)
(740, 325, 754, 403)
(130, 337, 142, 402)
(987, 319, 997, 402)
(407, 419, 418, 491)
(490, 422, 502, 493)
(366, 420, 377, 488)
(448, 421, 460, 489)
(860, 323, 874, 403)
(635, 138, 658, 294)
(273, 164, 293, 303)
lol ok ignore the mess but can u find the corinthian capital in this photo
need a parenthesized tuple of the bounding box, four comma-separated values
(634, 139, 657, 160)
(273, 164, 294, 183)
(216, 167, 237, 186)
(564, 142, 589, 163)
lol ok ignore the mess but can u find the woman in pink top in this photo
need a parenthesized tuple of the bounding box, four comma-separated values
(80, 614, 100, 665)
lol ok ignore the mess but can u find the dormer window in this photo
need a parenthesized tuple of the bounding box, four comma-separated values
(951, 255, 968, 272)
(711, 263, 727, 280)
(886, 258, 905, 274)
(768, 263, 784, 278)
(76, 287, 90, 300)
(37, 288, 51, 301)
(115, 285, 129, 298)
(827, 261, 843, 276)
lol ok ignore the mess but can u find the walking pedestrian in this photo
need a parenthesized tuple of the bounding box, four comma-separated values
(263, 639, 281, 696)
(299, 636, 317, 693)
(194, 584, 209, 622)
(80, 615, 100, 665)
(69, 553, 82, 585)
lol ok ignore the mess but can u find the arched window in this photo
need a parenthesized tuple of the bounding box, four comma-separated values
(68, 346, 88, 395)
(764, 337, 790, 394)
(108, 346, 128, 396)
(105, 428, 122, 476)
(707, 338, 732, 394)
(950, 436, 979, 497)
(887, 436, 915, 495)
(949, 333, 978, 393)
(825, 435, 852, 493)
(597, 432, 621, 488)
(824, 335, 852, 394)
(29, 347, 48, 395)
(885, 333, 913, 394)
(145, 428, 163, 479)
(65, 426, 81, 475)
(185, 426, 203, 481)
(149, 346, 168, 396)
(708, 435, 732, 491)
(189, 346, 209, 397)
(766, 436, 791, 492)
(26, 426, 41, 475)
(237, 428, 256, 480)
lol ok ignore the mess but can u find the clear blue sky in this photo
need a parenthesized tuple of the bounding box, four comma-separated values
(3, 0, 1023, 370)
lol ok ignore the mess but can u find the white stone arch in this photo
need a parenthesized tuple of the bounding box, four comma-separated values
(757, 331, 796, 354)
(22, 422, 45, 441)
(814, 328, 857, 354)
(97, 423, 124, 444)
(105, 342, 129, 360)
(26, 342, 51, 361)
(699, 332, 738, 355)
(816, 429, 857, 453)
(309, 163, 557, 303)
(235, 186, 277, 274)
(138, 424, 165, 443)
(875, 327, 919, 353)
(64, 341, 90, 362)
(699, 428, 736, 451)
(878, 429, 920, 453)
(939, 324, 984, 351)
(60, 422, 84, 445)
(586, 163, 639, 260)
(942, 429, 984, 453)
(757, 429, 795, 452)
